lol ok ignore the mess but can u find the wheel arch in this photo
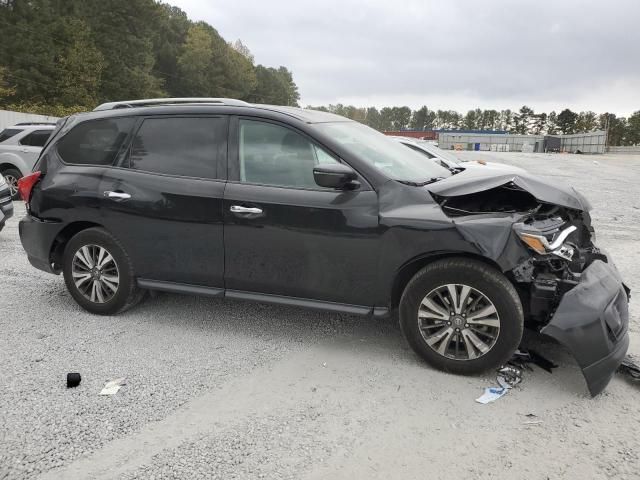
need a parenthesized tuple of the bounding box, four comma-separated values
(0, 157, 28, 176)
(389, 252, 504, 312)
(50, 221, 104, 272)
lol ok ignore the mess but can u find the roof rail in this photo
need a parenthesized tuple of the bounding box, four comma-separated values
(14, 122, 57, 126)
(93, 98, 250, 111)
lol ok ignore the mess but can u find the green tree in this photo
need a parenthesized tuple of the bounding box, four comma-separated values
(576, 111, 598, 133)
(557, 109, 578, 134)
(365, 107, 381, 129)
(514, 106, 535, 134)
(547, 111, 558, 135)
(626, 111, 640, 145)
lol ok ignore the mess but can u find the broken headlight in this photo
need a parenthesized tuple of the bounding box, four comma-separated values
(516, 224, 577, 261)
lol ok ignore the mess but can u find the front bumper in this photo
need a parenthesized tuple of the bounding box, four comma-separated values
(18, 214, 64, 273)
(541, 258, 630, 396)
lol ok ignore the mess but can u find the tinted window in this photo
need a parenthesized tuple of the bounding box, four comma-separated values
(239, 120, 338, 188)
(0, 128, 23, 143)
(57, 118, 134, 165)
(19, 130, 52, 147)
(128, 117, 225, 179)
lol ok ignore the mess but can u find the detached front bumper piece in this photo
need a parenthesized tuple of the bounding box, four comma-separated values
(541, 259, 630, 396)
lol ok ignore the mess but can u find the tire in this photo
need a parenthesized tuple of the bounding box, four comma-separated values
(399, 257, 523, 374)
(1, 167, 22, 200)
(62, 227, 144, 315)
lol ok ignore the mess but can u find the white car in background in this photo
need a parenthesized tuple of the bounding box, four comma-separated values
(392, 137, 526, 174)
(0, 123, 56, 199)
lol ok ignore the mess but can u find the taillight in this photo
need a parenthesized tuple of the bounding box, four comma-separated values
(17, 171, 42, 202)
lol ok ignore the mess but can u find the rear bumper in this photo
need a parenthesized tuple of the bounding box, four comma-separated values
(18, 215, 64, 273)
(541, 257, 630, 396)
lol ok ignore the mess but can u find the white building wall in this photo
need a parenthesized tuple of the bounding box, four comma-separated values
(0, 109, 60, 129)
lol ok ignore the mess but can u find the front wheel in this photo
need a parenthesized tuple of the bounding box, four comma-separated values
(63, 228, 143, 315)
(399, 258, 523, 374)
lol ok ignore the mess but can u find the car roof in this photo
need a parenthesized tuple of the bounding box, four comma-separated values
(90, 99, 349, 125)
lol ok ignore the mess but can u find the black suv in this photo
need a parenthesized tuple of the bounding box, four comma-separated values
(18, 98, 629, 395)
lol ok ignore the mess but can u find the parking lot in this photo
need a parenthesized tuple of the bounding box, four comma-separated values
(1, 152, 639, 480)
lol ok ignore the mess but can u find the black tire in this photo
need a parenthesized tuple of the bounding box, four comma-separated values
(62, 227, 144, 315)
(399, 257, 523, 374)
(1, 167, 22, 200)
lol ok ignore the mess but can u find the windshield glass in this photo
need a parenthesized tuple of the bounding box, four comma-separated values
(314, 122, 451, 182)
(417, 142, 463, 165)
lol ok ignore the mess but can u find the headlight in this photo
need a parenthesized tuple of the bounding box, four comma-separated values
(517, 225, 577, 261)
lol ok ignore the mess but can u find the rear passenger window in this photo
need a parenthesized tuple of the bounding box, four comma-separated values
(128, 117, 225, 179)
(19, 130, 52, 147)
(57, 118, 134, 165)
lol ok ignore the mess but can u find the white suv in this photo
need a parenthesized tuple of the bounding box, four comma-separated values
(0, 123, 56, 198)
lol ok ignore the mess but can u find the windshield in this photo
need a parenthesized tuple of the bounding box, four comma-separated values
(417, 142, 463, 165)
(314, 122, 451, 182)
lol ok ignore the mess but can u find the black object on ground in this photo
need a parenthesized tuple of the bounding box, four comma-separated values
(67, 372, 81, 388)
(508, 348, 557, 373)
(618, 355, 640, 380)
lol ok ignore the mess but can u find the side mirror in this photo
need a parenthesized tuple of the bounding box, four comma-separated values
(313, 163, 360, 190)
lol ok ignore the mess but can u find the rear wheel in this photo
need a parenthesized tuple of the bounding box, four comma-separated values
(63, 228, 143, 315)
(1, 168, 22, 200)
(399, 258, 523, 374)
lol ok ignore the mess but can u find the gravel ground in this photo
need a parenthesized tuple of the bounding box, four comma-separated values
(1, 152, 639, 480)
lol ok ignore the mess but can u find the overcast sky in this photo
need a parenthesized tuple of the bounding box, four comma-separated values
(170, 0, 640, 115)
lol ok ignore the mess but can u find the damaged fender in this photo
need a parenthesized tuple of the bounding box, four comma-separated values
(541, 259, 630, 396)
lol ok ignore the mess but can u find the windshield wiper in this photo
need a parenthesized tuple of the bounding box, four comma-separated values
(398, 177, 446, 187)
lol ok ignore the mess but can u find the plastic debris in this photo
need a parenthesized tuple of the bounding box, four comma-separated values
(476, 348, 557, 404)
(99, 377, 126, 395)
(618, 355, 640, 380)
(475, 387, 509, 404)
(497, 365, 523, 389)
(66, 372, 81, 388)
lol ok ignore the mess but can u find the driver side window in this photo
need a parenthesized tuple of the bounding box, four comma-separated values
(239, 119, 338, 189)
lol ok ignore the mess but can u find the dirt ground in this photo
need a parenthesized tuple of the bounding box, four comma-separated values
(1, 152, 639, 480)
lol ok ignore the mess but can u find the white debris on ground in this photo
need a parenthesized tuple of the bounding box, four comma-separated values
(1, 153, 639, 480)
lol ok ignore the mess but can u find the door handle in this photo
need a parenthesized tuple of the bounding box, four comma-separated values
(104, 191, 131, 201)
(230, 205, 263, 215)
(20, 149, 30, 153)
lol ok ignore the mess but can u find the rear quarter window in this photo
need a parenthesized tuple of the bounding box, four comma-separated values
(0, 128, 23, 143)
(56, 117, 135, 166)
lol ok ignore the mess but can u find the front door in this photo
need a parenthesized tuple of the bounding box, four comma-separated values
(99, 115, 228, 287)
(223, 118, 380, 307)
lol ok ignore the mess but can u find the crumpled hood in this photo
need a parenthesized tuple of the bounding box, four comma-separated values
(427, 168, 592, 212)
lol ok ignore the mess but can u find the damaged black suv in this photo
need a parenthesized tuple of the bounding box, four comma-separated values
(18, 98, 630, 395)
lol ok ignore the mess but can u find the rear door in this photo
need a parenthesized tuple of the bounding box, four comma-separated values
(99, 115, 228, 288)
(223, 117, 380, 307)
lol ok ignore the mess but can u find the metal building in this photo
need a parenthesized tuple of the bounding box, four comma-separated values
(437, 130, 606, 154)
(560, 131, 606, 154)
(437, 132, 544, 152)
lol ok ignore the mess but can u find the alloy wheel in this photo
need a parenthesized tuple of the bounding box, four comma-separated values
(417, 283, 500, 360)
(71, 244, 120, 303)
(4, 174, 18, 198)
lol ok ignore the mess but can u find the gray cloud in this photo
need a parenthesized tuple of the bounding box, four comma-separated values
(171, 0, 640, 115)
